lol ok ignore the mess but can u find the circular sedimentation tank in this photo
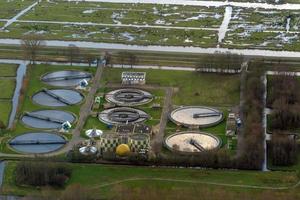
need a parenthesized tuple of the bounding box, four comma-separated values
(105, 88, 153, 106)
(165, 131, 221, 153)
(170, 106, 223, 127)
(21, 110, 75, 129)
(98, 107, 149, 125)
(32, 89, 84, 107)
(129, 133, 150, 152)
(9, 132, 66, 154)
(41, 70, 92, 87)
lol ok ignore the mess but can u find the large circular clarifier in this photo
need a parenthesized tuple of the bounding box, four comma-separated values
(32, 89, 84, 107)
(165, 131, 221, 153)
(21, 110, 75, 129)
(41, 70, 92, 87)
(105, 88, 153, 106)
(98, 107, 149, 125)
(170, 106, 223, 127)
(9, 132, 66, 154)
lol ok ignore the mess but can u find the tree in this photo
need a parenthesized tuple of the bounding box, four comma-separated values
(84, 52, 95, 67)
(0, 120, 6, 130)
(104, 51, 112, 67)
(129, 53, 138, 68)
(67, 44, 80, 66)
(271, 133, 297, 166)
(118, 51, 128, 68)
(21, 34, 45, 64)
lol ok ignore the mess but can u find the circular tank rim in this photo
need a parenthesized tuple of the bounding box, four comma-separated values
(8, 132, 68, 154)
(20, 109, 78, 130)
(169, 106, 224, 128)
(40, 70, 93, 88)
(164, 131, 222, 154)
(98, 107, 149, 125)
(31, 88, 85, 108)
(105, 88, 153, 106)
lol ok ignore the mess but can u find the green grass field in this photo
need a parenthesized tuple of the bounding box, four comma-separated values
(0, 101, 12, 126)
(22, 1, 223, 28)
(2, 161, 299, 198)
(0, 64, 18, 77)
(0, 0, 35, 19)
(0, 79, 16, 99)
(0, 64, 17, 126)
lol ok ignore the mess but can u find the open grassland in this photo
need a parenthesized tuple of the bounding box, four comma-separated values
(22, 1, 224, 28)
(0, 22, 218, 47)
(0, 79, 16, 99)
(0, 0, 35, 19)
(0, 101, 12, 127)
(0, 64, 17, 126)
(224, 8, 300, 51)
(0, 64, 18, 77)
(1, 161, 299, 198)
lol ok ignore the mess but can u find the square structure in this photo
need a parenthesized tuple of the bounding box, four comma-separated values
(122, 72, 146, 85)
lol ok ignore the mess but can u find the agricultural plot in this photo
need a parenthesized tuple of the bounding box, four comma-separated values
(224, 8, 300, 50)
(22, 2, 224, 28)
(0, 22, 218, 47)
(0, 1, 223, 47)
(0, 0, 35, 19)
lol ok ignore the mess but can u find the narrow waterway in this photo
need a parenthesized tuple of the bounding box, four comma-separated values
(2, 39, 300, 58)
(0, 161, 5, 187)
(7, 61, 28, 129)
(286, 17, 291, 33)
(218, 6, 232, 43)
(262, 74, 268, 172)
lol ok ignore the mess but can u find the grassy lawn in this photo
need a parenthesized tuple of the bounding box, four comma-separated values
(0, 101, 12, 126)
(102, 68, 240, 107)
(2, 161, 299, 198)
(0, 78, 16, 99)
(0, 64, 18, 77)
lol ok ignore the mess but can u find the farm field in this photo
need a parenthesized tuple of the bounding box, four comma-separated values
(224, 8, 300, 51)
(0, 1, 300, 50)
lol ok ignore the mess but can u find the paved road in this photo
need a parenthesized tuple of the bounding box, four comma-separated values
(151, 87, 173, 153)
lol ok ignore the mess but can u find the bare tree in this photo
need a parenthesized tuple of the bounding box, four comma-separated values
(129, 53, 138, 68)
(84, 52, 95, 67)
(67, 44, 80, 66)
(104, 51, 112, 67)
(21, 34, 45, 64)
(118, 51, 128, 68)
